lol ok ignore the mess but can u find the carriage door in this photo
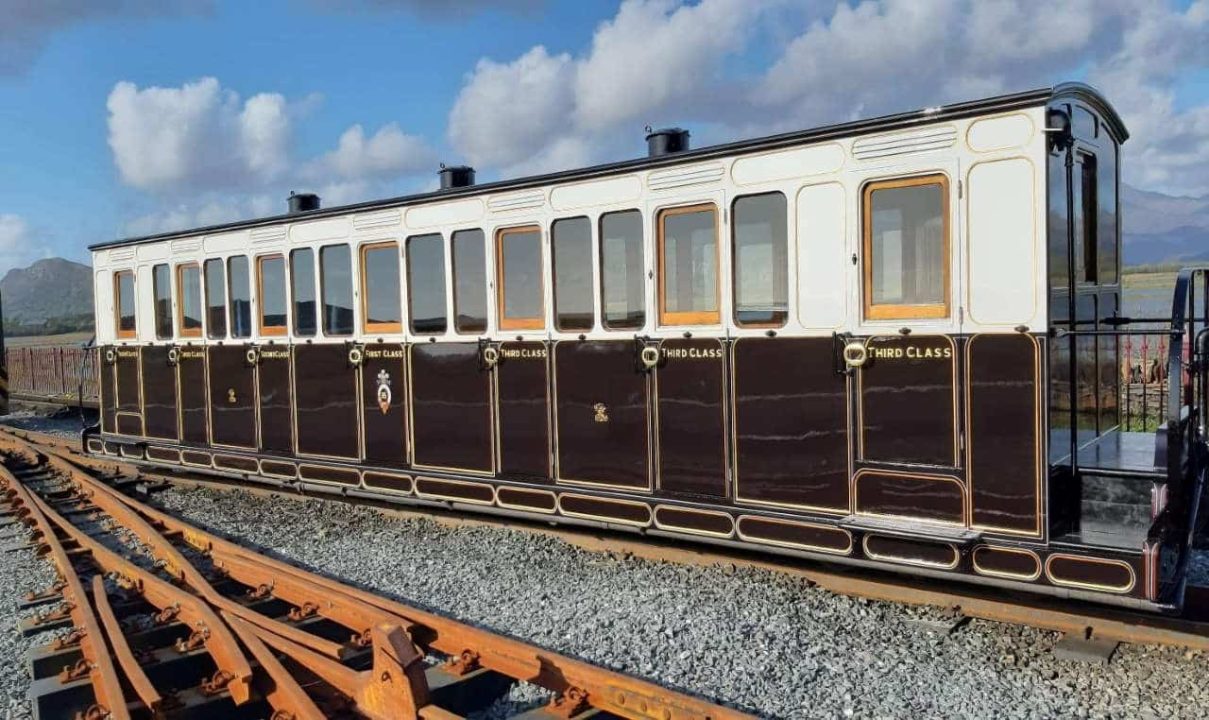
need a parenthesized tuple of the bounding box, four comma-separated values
(850, 169, 966, 527)
(407, 231, 495, 474)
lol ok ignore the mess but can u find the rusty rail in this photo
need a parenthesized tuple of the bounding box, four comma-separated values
(0, 429, 752, 720)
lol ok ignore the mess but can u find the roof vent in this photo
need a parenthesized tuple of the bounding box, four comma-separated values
(439, 165, 475, 190)
(645, 127, 690, 157)
(287, 192, 321, 214)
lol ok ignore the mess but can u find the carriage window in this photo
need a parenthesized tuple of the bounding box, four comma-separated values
(658, 204, 719, 326)
(204, 259, 227, 339)
(152, 264, 172, 340)
(113, 270, 137, 339)
(257, 255, 287, 336)
(407, 233, 447, 334)
(228, 256, 252, 339)
(452, 229, 487, 333)
(320, 244, 354, 336)
(290, 248, 316, 337)
(497, 225, 544, 330)
(600, 210, 644, 329)
(733, 193, 788, 327)
(863, 175, 949, 320)
(1078, 155, 1098, 285)
(552, 217, 594, 331)
(361, 242, 401, 333)
(176, 263, 203, 338)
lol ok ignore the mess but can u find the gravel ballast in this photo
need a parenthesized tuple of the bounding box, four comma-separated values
(0, 524, 60, 720)
(147, 486, 1209, 720)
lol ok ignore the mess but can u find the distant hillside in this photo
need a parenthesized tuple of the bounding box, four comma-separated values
(1, 258, 93, 336)
(1123, 185, 1209, 266)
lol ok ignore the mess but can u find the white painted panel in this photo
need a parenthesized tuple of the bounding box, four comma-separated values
(852, 125, 957, 160)
(136, 243, 169, 262)
(797, 183, 847, 329)
(647, 162, 725, 191)
(488, 189, 545, 213)
(170, 237, 202, 254)
(107, 247, 136, 263)
(968, 158, 1036, 325)
(353, 209, 401, 231)
(550, 175, 642, 211)
(94, 270, 113, 343)
(731, 144, 844, 186)
(251, 225, 287, 244)
(289, 217, 351, 243)
(967, 113, 1034, 153)
(405, 198, 484, 229)
(205, 231, 249, 253)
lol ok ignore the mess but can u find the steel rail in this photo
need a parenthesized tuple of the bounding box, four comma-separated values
(220, 612, 328, 720)
(89, 574, 162, 715)
(0, 466, 132, 720)
(5, 454, 257, 705)
(8, 431, 756, 720)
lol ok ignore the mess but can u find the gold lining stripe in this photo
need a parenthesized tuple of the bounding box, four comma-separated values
(971, 545, 1042, 581)
(414, 476, 496, 506)
(736, 515, 853, 555)
(558, 493, 652, 527)
(653, 505, 734, 539)
(496, 487, 557, 514)
(862, 535, 959, 570)
(1044, 553, 1136, 594)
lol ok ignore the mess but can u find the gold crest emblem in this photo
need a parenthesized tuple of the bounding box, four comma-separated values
(376, 369, 392, 414)
(593, 402, 609, 423)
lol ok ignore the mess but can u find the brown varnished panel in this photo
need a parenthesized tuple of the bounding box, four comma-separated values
(497, 342, 551, 480)
(295, 344, 359, 459)
(114, 347, 142, 435)
(737, 516, 852, 553)
(863, 534, 958, 568)
(363, 471, 412, 494)
(554, 341, 649, 489)
(410, 343, 493, 472)
(177, 348, 208, 444)
(208, 346, 256, 449)
(733, 338, 847, 510)
(1046, 554, 1136, 593)
(497, 487, 556, 512)
(855, 471, 964, 524)
(214, 454, 259, 473)
(559, 494, 651, 525)
(140, 346, 178, 441)
(655, 507, 733, 536)
(657, 338, 727, 498)
(972, 546, 1041, 580)
(860, 335, 956, 467)
(968, 334, 1040, 534)
(99, 348, 116, 434)
(257, 346, 293, 454)
(299, 464, 360, 486)
(361, 344, 407, 466)
(416, 477, 495, 503)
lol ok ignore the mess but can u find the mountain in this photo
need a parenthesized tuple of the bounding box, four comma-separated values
(1, 258, 94, 334)
(1122, 184, 1209, 266)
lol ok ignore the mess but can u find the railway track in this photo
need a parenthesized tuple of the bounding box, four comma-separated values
(10, 426, 1209, 662)
(0, 429, 751, 720)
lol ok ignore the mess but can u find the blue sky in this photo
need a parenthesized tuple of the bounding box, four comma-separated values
(0, 0, 1206, 272)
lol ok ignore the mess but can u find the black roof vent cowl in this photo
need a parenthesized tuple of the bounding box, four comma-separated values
(439, 165, 476, 190)
(287, 192, 321, 214)
(645, 127, 690, 157)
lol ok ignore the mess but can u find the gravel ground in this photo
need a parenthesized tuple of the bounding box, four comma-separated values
(0, 523, 60, 720)
(148, 487, 1209, 720)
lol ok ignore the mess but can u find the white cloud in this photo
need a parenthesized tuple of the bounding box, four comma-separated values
(0, 215, 51, 274)
(307, 123, 435, 181)
(123, 195, 279, 237)
(0, 0, 212, 75)
(107, 78, 292, 192)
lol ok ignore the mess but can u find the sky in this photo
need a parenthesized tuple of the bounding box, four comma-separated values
(0, 0, 1206, 274)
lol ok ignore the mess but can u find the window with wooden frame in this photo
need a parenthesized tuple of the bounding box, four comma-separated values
(228, 255, 252, 339)
(204, 259, 227, 339)
(732, 192, 788, 327)
(320, 244, 354, 336)
(152, 264, 172, 340)
(114, 270, 137, 339)
(496, 225, 544, 331)
(600, 210, 644, 329)
(257, 254, 287, 336)
(452, 229, 487, 333)
(360, 242, 402, 334)
(658, 204, 719, 326)
(290, 248, 317, 337)
(863, 174, 950, 320)
(406, 233, 447, 335)
(176, 263, 203, 338)
(552, 216, 594, 331)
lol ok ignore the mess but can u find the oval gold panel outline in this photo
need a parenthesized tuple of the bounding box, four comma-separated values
(1044, 554, 1136, 594)
(971, 545, 1042, 582)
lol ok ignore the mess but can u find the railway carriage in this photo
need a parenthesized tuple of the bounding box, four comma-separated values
(84, 83, 1208, 611)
